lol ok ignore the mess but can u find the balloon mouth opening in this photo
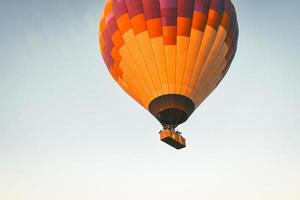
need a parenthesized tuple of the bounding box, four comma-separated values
(157, 108, 188, 126)
(148, 94, 195, 127)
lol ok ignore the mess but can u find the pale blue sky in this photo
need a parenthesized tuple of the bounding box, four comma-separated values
(0, 0, 300, 200)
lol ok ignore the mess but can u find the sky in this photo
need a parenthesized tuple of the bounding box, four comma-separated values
(0, 0, 299, 200)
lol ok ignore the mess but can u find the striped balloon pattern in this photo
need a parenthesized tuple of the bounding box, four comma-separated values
(99, 0, 238, 127)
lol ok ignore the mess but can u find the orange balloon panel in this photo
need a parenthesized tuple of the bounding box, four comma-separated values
(99, 0, 238, 127)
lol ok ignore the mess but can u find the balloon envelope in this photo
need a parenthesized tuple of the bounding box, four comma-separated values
(99, 0, 238, 127)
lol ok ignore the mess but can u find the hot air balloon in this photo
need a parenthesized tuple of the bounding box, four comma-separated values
(99, 0, 238, 149)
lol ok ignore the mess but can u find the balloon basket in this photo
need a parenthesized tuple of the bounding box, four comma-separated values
(159, 129, 186, 149)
